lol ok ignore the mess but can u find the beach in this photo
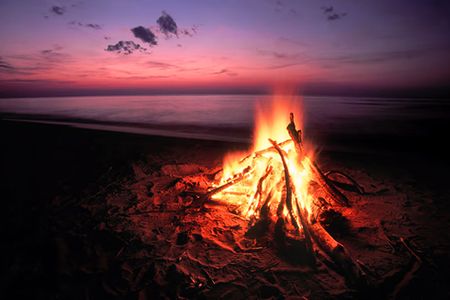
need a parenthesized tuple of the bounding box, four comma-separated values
(1, 118, 449, 299)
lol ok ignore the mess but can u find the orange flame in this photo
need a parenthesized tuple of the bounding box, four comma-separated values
(212, 90, 316, 234)
(254, 90, 304, 150)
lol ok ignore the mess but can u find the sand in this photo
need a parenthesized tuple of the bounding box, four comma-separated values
(1, 119, 449, 299)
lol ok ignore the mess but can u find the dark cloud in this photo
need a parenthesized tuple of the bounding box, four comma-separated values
(211, 69, 238, 76)
(321, 49, 433, 65)
(105, 41, 147, 55)
(267, 62, 302, 70)
(157, 11, 178, 36)
(131, 26, 157, 45)
(212, 69, 227, 75)
(0, 50, 71, 75)
(147, 61, 177, 69)
(40, 48, 71, 62)
(178, 25, 199, 37)
(321, 6, 347, 21)
(111, 75, 172, 80)
(327, 13, 347, 21)
(256, 49, 299, 60)
(321, 6, 334, 14)
(69, 21, 102, 30)
(272, 0, 297, 15)
(0, 57, 15, 71)
(0, 79, 75, 84)
(86, 23, 102, 30)
(51, 6, 65, 15)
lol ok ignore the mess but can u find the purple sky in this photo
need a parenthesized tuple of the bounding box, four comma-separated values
(0, 0, 449, 97)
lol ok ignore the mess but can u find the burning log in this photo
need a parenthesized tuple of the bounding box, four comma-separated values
(204, 108, 368, 287)
(269, 138, 315, 263)
(285, 112, 364, 284)
(286, 113, 350, 207)
(310, 162, 351, 207)
(210, 139, 293, 178)
(246, 164, 272, 218)
(206, 166, 251, 198)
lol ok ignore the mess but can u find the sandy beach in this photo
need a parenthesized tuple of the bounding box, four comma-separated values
(1, 119, 449, 299)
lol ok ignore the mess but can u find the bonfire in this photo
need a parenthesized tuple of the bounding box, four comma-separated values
(204, 96, 366, 286)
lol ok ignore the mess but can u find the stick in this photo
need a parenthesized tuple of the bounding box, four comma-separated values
(206, 166, 251, 197)
(400, 237, 422, 263)
(286, 113, 350, 207)
(309, 222, 366, 287)
(324, 170, 366, 195)
(311, 161, 351, 207)
(269, 138, 315, 262)
(246, 164, 272, 216)
(211, 139, 293, 176)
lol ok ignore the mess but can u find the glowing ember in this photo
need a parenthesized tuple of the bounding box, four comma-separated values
(211, 93, 320, 236)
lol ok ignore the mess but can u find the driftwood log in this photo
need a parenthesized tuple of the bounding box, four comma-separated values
(309, 222, 366, 286)
(269, 138, 315, 263)
(286, 114, 350, 207)
(286, 112, 365, 286)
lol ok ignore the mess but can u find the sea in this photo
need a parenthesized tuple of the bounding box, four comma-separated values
(1, 94, 449, 156)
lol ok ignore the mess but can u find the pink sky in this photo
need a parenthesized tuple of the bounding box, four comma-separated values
(0, 0, 449, 97)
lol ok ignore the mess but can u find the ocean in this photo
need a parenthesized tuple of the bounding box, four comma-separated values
(1, 94, 449, 155)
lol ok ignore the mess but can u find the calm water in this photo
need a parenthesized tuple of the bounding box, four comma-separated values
(1, 95, 449, 152)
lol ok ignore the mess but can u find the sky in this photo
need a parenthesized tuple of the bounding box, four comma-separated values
(0, 0, 449, 98)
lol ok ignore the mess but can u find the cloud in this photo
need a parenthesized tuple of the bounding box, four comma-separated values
(131, 26, 157, 45)
(157, 11, 178, 36)
(105, 41, 147, 55)
(321, 6, 334, 14)
(211, 69, 238, 76)
(267, 62, 303, 70)
(50, 5, 65, 15)
(322, 49, 432, 65)
(69, 21, 102, 30)
(0, 49, 72, 75)
(0, 79, 75, 84)
(86, 23, 102, 30)
(327, 13, 347, 21)
(0, 57, 14, 71)
(111, 75, 172, 80)
(147, 61, 178, 69)
(179, 25, 199, 37)
(321, 6, 347, 21)
(256, 49, 299, 60)
(155, 12, 198, 39)
(39, 47, 71, 63)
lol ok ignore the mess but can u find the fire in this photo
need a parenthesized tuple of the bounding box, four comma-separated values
(211, 92, 318, 235)
(253, 92, 304, 150)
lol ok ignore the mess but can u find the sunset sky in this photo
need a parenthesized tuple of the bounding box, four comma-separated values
(0, 0, 449, 97)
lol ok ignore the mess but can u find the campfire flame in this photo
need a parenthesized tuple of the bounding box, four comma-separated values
(208, 93, 366, 284)
(211, 93, 318, 236)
